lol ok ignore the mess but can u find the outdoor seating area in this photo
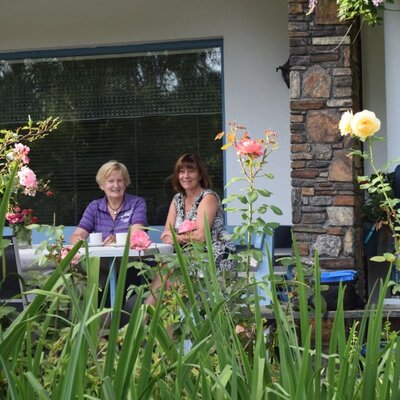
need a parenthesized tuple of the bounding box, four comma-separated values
(1, 223, 375, 316)
(3, 224, 284, 307)
(2, 0, 400, 397)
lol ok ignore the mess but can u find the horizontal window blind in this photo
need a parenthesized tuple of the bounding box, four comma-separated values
(0, 45, 223, 226)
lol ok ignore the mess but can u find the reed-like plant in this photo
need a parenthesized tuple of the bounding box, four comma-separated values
(1, 218, 400, 397)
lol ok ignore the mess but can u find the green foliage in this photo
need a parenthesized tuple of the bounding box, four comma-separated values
(337, 0, 387, 26)
(359, 172, 395, 223)
(1, 224, 400, 397)
(310, 0, 396, 27)
(350, 124, 400, 293)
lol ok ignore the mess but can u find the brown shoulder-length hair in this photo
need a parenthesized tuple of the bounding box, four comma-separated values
(172, 153, 212, 192)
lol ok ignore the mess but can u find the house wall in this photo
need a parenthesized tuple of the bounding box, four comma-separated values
(362, 3, 400, 174)
(0, 0, 291, 226)
(384, 4, 400, 164)
(362, 23, 387, 174)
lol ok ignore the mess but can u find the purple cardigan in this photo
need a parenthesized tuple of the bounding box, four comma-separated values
(78, 194, 148, 240)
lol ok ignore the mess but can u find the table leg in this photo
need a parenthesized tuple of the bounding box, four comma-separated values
(109, 258, 117, 308)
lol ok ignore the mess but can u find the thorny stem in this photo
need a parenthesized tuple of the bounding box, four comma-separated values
(246, 161, 255, 282)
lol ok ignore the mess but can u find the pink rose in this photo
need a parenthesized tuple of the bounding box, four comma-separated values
(236, 138, 263, 158)
(178, 220, 198, 234)
(60, 246, 81, 265)
(130, 230, 152, 251)
(13, 143, 30, 164)
(6, 213, 20, 224)
(18, 166, 38, 195)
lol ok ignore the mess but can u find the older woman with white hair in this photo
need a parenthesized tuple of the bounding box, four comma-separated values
(70, 160, 147, 245)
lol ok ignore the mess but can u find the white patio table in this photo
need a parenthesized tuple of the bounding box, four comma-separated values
(86, 243, 173, 306)
(18, 243, 173, 307)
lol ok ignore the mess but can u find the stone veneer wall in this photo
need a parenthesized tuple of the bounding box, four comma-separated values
(288, 0, 364, 280)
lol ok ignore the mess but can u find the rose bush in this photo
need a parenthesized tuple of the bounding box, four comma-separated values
(1, 117, 60, 235)
(340, 109, 400, 292)
(215, 121, 281, 279)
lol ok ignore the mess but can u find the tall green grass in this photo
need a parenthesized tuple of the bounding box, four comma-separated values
(1, 211, 399, 397)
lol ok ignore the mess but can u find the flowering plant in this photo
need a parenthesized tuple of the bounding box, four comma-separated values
(5, 206, 39, 246)
(60, 246, 81, 266)
(340, 109, 400, 291)
(0, 117, 59, 245)
(215, 122, 281, 279)
(130, 230, 152, 251)
(308, 0, 395, 26)
(1, 117, 59, 219)
(5, 206, 39, 233)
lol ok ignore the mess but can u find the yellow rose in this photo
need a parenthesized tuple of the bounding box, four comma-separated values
(339, 111, 353, 136)
(350, 110, 381, 140)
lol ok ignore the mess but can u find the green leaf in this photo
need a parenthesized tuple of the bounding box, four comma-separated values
(238, 195, 248, 204)
(224, 177, 245, 188)
(224, 207, 239, 212)
(370, 176, 382, 185)
(349, 149, 364, 157)
(248, 191, 258, 203)
(221, 194, 239, 204)
(257, 205, 268, 214)
(370, 255, 386, 262)
(271, 205, 282, 215)
(256, 188, 272, 197)
(384, 252, 396, 263)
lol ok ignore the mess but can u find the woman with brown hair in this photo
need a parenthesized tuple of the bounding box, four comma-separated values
(161, 153, 235, 271)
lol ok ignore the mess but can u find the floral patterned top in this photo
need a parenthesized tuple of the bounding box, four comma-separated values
(173, 189, 236, 271)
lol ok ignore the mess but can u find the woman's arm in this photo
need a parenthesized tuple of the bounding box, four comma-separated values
(70, 227, 89, 244)
(177, 194, 218, 243)
(161, 201, 177, 244)
(131, 223, 145, 231)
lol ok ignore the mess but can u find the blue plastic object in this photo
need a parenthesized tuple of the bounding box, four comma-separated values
(320, 269, 357, 283)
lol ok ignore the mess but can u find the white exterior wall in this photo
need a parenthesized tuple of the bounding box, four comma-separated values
(0, 0, 291, 225)
(362, 1, 400, 174)
(362, 23, 387, 174)
(384, 2, 400, 165)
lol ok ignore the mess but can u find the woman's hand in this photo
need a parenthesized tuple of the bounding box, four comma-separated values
(161, 232, 174, 245)
(70, 227, 89, 245)
(103, 234, 116, 246)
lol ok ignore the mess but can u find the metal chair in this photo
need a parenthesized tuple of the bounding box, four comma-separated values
(225, 226, 273, 306)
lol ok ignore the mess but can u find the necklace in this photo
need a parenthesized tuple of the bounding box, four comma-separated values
(108, 202, 123, 215)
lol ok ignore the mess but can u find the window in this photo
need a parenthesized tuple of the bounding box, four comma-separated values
(0, 41, 223, 225)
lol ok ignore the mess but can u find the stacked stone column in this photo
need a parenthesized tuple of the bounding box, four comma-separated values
(288, 0, 364, 275)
